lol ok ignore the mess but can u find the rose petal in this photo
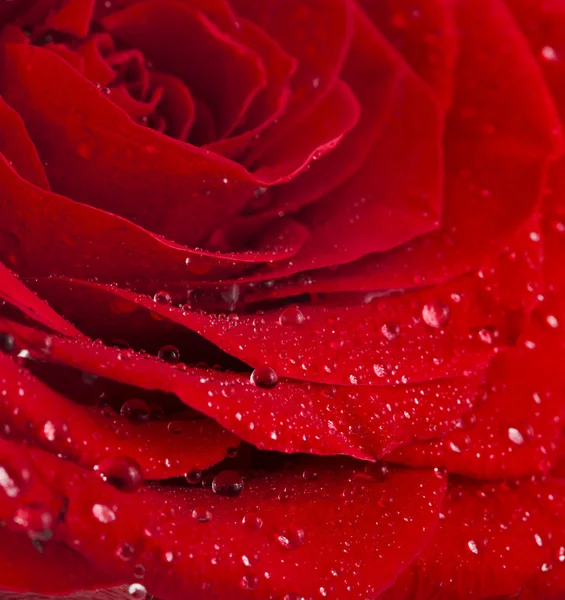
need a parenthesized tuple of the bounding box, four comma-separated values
(250, 78, 361, 185)
(250, 0, 561, 297)
(360, 0, 457, 108)
(0, 154, 303, 283)
(387, 340, 565, 479)
(43, 0, 95, 37)
(230, 0, 354, 159)
(0, 43, 260, 246)
(0, 352, 237, 479)
(0, 94, 49, 190)
(3, 316, 485, 459)
(150, 72, 195, 141)
(0, 263, 81, 337)
(380, 477, 565, 600)
(0, 439, 446, 599)
(0, 528, 119, 595)
(102, 0, 266, 137)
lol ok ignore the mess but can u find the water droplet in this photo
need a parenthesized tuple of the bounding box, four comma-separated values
(0, 463, 31, 498)
(120, 399, 150, 424)
(242, 513, 263, 530)
(545, 314, 559, 329)
(422, 301, 450, 329)
(157, 345, 180, 364)
(185, 470, 202, 485)
(212, 470, 244, 498)
(0, 332, 15, 352)
(167, 420, 183, 434)
(541, 45, 559, 61)
(279, 306, 305, 326)
(116, 542, 136, 561)
(226, 446, 239, 458)
(380, 322, 400, 340)
(41, 419, 69, 443)
(467, 540, 479, 554)
(92, 503, 116, 523)
(477, 326, 498, 345)
(445, 431, 471, 453)
(153, 291, 171, 305)
(94, 456, 143, 493)
(250, 366, 278, 389)
(276, 527, 305, 550)
(240, 574, 259, 590)
(507, 426, 531, 446)
(128, 583, 147, 599)
(373, 362, 391, 378)
(13, 503, 54, 540)
(191, 506, 212, 522)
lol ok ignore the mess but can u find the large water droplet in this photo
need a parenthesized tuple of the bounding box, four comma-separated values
(279, 306, 305, 326)
(94, 456, 143, 493)
(153, 291, 171, 305)
(380, 322, 400, 340)
(185, 470, 202, 485)
(128, 583, 147, 599)
(445, 431, 471, 453)
(120, 399, 150, 424)
(276, 527, 305, 550)
(92, 503, 116, 523)
(0, 463, 31, 499)
(192, 506, 212, 522)
(212, 470, 244, 498)
(242, 513, 263, 530)
(422, 301, 450, 329)
(158, 345, 180, 364)
(250, 366, 278, 389)
(0, 332, 15, 352)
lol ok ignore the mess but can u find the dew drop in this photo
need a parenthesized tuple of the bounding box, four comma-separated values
(94, 456, 143, 493)
(157, 345, 180, 364)
(477, 326, 498, 345)
(92, 503, 116, 524)
(0, 332, 15, 352)
(212, 470, 244, 498)
(422, 301, 450, 329)
(128, 583, 147, 599)
(445, 431, 471, 453)
(507, 427, 526, 446)
(167, 420, 183, 434)
(467, 540, 479, 554)
(116, 542, 136, 561)
(0, 463, 31, 499)
(13, 503, 54, 540)
(192, 506, 212, 522)
(380, 321, 400, 340)
(279, 306, 305, 326)
(185, 470, 203, 485)
(242, 513, 263, 530)
(373, 362, 391, 378)
(153, 291, 171, 305)
(250, 366, 278, 389)
(276, 527, 305, 550)
(240, 574, 259, 590)
(120, 399, 150, 424)
(541, 45, 559, 61)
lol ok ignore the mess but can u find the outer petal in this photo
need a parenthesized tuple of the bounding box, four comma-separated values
(0, 439, 446, 600)
(380, 477, 565, 600)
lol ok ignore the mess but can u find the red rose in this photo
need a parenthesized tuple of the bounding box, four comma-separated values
(1, 0, 565, 598)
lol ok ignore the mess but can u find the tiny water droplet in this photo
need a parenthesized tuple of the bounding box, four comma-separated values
(94, 456, 143, 493)
(250, 366, 278, 389)
(279, 306, 305, 326)
(445, 431, 471, 453)
(0, 463, 31, 499)
(13, 503, 54, 540)
(240, 574, 259, 590)
(373, 362, 391, 378)
(212, 470, 244, 498)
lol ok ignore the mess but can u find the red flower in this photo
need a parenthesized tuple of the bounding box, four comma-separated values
(1, 0, 565, 598)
